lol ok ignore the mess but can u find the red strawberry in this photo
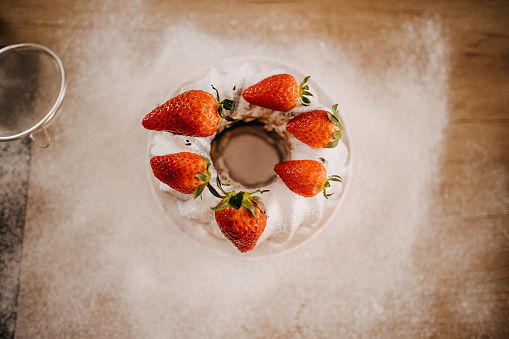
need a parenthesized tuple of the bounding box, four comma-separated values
(150, 152, 212, 198)
(242, 74, 313, 111)
(209, 178, 268, 253)
(142, 87, 235, 137)
(286, 104, 343, 148)
(274, 160, 342, 198)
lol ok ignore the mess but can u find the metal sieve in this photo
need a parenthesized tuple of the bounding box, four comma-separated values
(0, 43, 66, 147)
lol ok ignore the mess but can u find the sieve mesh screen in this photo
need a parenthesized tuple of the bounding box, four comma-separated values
(0, 45, 64, 139)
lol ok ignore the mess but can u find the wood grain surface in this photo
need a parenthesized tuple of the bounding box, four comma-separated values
(1, 0, 508, 337)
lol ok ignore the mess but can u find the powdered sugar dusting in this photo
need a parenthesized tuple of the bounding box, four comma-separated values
(16, 4, 452, 337)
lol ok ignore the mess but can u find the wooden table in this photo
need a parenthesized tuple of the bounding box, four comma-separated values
(1, 0, 508, 337)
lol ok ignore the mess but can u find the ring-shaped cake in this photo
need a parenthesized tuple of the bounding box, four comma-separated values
(146, 57, 351, 256)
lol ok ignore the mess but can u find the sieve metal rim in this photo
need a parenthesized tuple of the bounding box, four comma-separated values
(0, 43, 67, 141)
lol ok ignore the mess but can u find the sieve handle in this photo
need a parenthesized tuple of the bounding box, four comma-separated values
(29, 125, 51, 148)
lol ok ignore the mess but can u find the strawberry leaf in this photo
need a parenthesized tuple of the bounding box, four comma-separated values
(195, 173, 208, 182)
(211, 198, 230, 211)
(212, 85, 239, 122)
(201, 155, 211, 168)
(329, 175, 343, 182)
(229, 192, 244, 210)
(207, 183, 223, 198)
(325, 106, 344, 148)
(299, 76, 313, 107)
(321, 174, 343, 198)
(331, 104, 343, 130)
(327, 112, 340, 125)
(221, 99, 235, 111)
(190, 155, 212, 198)
(325, 139, 340, 148)
(194, 183, 207, 199)
(219, 108, 239, 122)
(300, 76, 310, 86)
(323, 190, 334, 199)
(250, 196, 266, 214)
(242, 198, 258, 221)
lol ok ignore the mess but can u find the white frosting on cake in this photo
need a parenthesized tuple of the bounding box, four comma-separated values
(149, 63, 349, 244)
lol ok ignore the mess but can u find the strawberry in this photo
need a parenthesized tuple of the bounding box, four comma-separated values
(142, 86, 235, 137)
(274, 160, 342, 198)
(242, 74, 313, 111)
(150, 152, 212, 198)
(209, 177, 269, 253)
(286, 104, 343, 148)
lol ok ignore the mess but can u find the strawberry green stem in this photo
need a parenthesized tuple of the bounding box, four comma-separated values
(193, 156, 213, 199)
(298, 76, 313, 106)
(209, 176, 269, 221)
(325, 104, 344, 148)
(322, 174, 343, 199)
(211, 85, 239, 121)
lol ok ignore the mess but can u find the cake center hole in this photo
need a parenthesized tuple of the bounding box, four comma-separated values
(211, 122, 289, 188)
